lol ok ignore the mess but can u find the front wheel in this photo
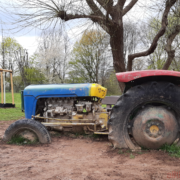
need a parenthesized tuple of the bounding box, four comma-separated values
(108, 81, 180, 150)
(3, 119, 51, 144)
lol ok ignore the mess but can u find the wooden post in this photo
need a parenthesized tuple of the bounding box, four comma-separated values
(1, 71, 3, 104)
(10, 72, 14, 105)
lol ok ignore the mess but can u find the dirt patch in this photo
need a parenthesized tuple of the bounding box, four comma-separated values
(1, 120, 180, 180)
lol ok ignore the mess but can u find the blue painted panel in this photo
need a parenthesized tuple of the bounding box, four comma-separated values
(23, 83, 92, 119)
(24, 95, 37, 119)
(24, 83, 92, 97)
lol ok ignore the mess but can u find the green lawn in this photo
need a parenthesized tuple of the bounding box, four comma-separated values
(0, 93, 25, 121)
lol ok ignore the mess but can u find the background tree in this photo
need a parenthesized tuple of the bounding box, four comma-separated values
(0, 37, 22, 73)
(24, 67, 46, 85)
(141, 14, 180, 70)
(0, 36, 48, 92)
(14, 48, 29, 87)
(68, 30, 111, 85)
(123, 22, 141, 67)
(36, 29, 70, 83)
(103, 70, 122, 95)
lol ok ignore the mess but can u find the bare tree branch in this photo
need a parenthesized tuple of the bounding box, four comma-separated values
(162, 25, 180, 69)
(117, 0, 126, 6)
(86, 0, 105, 17)
(57, 11, 104, 22)
(122, 0, 138, 16)
(127, 0, 177, 71)
(96, 0, 113, 11)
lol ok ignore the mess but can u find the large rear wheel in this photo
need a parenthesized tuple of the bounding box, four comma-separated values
(108, 81, 180, 149)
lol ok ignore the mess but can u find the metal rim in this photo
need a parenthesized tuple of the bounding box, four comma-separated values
(131, 105, 178, 149)
(122, 101, 180, 150)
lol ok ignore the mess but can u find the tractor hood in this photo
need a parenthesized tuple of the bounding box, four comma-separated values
(23, 83, 107, 99)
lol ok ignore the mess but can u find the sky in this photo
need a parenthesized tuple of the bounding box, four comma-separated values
(0, 0, 162, 57)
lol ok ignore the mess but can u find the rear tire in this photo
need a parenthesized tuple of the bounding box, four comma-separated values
(3, 119, 51, 143)
(108, 81, 180, 149)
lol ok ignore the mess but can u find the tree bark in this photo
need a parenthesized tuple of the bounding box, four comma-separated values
(109, 25, 126, 91)
(162, 25, 180, 70)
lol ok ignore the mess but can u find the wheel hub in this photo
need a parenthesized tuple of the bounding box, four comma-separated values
(146, 119, 164, 138)
(132, 106, 178, 149)
(149, 125, 159, 135)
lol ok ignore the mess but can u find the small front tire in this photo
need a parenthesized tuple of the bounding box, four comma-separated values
(3, 119, 51, 144)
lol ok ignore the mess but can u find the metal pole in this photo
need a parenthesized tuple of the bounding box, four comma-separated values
(10, 73, 14, 104)
(1, 72, 3, 104)
(1, 28, 5, 70)
(3, 71, 5, 104)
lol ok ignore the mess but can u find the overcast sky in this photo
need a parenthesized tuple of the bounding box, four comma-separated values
(0, 0, 163, 56)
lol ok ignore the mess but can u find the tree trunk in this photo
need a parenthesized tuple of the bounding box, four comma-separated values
(162, 50, 175, 70)
(109, 26, 126, 92)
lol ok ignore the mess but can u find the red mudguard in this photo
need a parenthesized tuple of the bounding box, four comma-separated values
(116, 70, 180, 83)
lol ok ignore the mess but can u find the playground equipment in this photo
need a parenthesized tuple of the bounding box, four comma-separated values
(0, 68, 15, 108)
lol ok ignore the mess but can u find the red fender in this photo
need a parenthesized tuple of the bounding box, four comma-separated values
(116, 70, 180, 83)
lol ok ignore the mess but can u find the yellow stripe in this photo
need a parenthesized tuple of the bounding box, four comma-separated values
(90, 83, 107, 99)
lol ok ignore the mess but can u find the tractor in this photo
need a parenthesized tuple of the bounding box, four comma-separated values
(3, 70, 180, 150)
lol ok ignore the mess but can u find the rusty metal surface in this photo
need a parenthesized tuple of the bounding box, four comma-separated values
(35, 111, 108, 134)
(94, 132, 109, 135)
(116, 70, 180, 83)
(42, 122, 95, 126)
(32, 115, 94, 122)
(101, 96, 119, 105)
(132, 106, 179, 149)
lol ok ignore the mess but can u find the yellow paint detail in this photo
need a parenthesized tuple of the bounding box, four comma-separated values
(90, 84, 107, 99)
(94, 132, 109, 135)
(150, 125, 159, 134)
(99, 112, 109, 129)
(72, 114, 84, 119)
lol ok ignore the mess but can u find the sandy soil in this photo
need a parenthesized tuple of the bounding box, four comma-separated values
(0, 120, 180, 180)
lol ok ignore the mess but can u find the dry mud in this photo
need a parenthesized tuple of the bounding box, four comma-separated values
(0, 120, 180, 180)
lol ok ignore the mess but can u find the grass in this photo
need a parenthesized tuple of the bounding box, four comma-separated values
(130, 153, 135, 159)
(7, 135, 38, 145)
(160, 144, 180, 158)
(118, 150, 124, 154)
(0, 93, 24, 121)
(101, 104, 114, 108)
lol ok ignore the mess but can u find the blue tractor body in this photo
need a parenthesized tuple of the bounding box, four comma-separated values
(22, 83, 107, 119)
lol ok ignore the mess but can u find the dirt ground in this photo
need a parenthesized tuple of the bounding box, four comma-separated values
(0, 121, 180, 180)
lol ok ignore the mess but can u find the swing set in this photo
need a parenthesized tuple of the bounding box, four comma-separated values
(0, 68, 15, 108)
